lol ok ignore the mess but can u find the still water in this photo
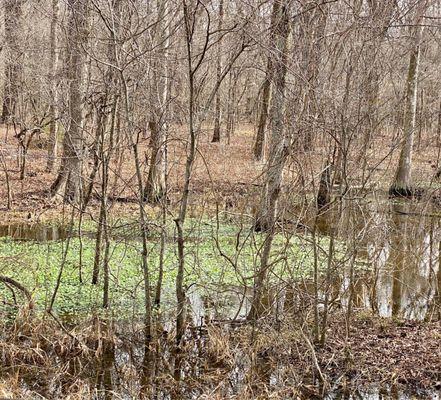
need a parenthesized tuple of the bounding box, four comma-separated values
(310, 200, 441, 321)
(0, 198, 440, 399)
(0, 223, 69, 241)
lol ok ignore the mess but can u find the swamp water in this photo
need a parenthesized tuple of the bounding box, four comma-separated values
(0, 198, 440, 399)
(310, 200, 441, 321)
(0, 223, 69, 241)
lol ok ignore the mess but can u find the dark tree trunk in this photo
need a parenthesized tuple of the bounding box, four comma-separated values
(316, 164, 332, 211)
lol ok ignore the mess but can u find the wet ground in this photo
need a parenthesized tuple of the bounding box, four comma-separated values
(0, 197, 440, 399)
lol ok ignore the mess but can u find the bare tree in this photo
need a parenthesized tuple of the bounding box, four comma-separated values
(390, 0, 428, 197)
(175, 0, 248, 344)
(1, 0, 23, 124)
(252, 0, 281, 161)
(51, 0, 89, 203)
(144, 0, 171, 203)
(296, 0, 328, 150)
(254, 0, 291, 232)
(249, 0, 290, 319)
(211, 0, 225, 143)
(360, 0, 396, 178)
(46, 0, 60, 172)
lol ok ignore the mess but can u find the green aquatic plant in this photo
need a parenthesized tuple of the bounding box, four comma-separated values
(0, 218, 346, 321)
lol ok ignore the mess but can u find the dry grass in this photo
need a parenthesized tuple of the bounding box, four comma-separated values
(0, 308, 439, 399)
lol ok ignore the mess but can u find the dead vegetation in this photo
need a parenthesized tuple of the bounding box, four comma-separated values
(0, 308, 439, 399)
(1, 125, 441, 225)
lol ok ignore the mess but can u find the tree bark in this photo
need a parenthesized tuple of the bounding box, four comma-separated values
(253, 0, 280, 161)
(249, 0, 290, 319)
(46, 0, 60, 172)
(144, 0, 170, 203)
(51, 0, 88, 203)
(1, 0, 23, 124)
(390, 3, 426, 197)
(360, 0, 396, 179)
(316, 164, 332, 211)
(254, 1, 290, 232)
(297, 0, 328, 150)
(211, 0, 224, 143)
(225, 68, 237, 143)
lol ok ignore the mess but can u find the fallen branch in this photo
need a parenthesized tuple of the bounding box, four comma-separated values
(0, 275, 33, 305)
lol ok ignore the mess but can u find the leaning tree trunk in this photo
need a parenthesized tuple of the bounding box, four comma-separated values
(1, 0, 23, 124)
(211, 0, 224, 143)
(51, 0, 88, 203)
(46, 0, 60, 172)
(390, 3, 426, 197)
(253, 0, 280, 161)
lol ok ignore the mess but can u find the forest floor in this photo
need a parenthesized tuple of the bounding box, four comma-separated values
(0, 123, 441, 224)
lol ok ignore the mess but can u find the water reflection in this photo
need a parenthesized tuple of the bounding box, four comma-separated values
(310, 200, 441, 321)
(96, 340, 115, 400)
(367, 203, 438, 320)
(327, 385, 440, 400)
(188, 285, 252, 324)
(1, 201, 440, 399)
(0, 223, 69, 241)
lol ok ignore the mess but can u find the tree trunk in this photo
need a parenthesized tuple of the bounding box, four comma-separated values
(361, 0, 396, 180)
(174, 0, 246, 345)
(211, 0, 224, 143)
(1, 0, 23, 124)
(254, 1, 290, 232)
(144, 0, 170, 203)
(249, 1, 290, 319)
(225, 68, 237, 143)
(175, 1, 196, 345)
(51, 0, 88, 203)
(297, 0, 328, 150)
(316, 164, 332, 211)
(46, 0, 60, 172)
(154, 203, 167, 307)
(389, 7, 425, 197)
(253, 0, 280, 161)
(121, 80, 153, 343)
